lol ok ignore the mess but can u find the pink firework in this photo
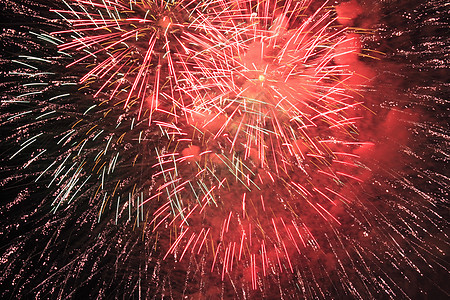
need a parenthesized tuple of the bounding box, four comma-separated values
(53, 0, 226, 122)
(30, 0, 380, 293)
(103, 0, 375, 288)
(55, 1, 372, 286)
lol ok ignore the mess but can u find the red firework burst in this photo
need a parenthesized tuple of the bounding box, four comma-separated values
(52, 0, 374, 289)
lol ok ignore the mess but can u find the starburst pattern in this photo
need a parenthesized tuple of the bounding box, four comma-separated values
(0, 0, 448, 299)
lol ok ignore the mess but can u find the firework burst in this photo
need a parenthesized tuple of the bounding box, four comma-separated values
(1, 0, 448, 299)
(143, 1, 375, 287)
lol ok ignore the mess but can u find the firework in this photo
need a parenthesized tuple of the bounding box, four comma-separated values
(0, 0, 448, 299)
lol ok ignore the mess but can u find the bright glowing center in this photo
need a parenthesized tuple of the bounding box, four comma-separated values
(158, 16, 172, 30)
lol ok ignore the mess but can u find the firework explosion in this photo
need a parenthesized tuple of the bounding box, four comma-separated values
(1, 0, 449, 299)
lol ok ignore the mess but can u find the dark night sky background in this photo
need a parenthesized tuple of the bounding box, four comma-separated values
(0, 0, 448, 299)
